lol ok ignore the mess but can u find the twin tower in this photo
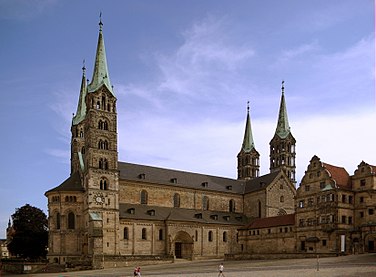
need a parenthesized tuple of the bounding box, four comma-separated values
(237, 83, 296, 184)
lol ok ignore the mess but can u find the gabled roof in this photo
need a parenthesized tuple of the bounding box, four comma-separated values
(45, 172, 85, 194)
(243, 213, 295, 229)
(323, 163, 351, 189)
(118, 162, 245, 194)
(243, 171, 280, 193)
(120, 203, 250, 226)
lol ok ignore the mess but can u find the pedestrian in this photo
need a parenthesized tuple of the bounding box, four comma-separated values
(136, 266, 142, 277)
(218, 262, 225, 277)
(133, 266, 138, 276)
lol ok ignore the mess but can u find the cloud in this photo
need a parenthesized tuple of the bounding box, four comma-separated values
(0, 0, 57, 20)
(156, 15, 255, 101)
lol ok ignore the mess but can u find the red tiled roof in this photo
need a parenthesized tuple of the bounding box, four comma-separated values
(322, 163, 350, 189)
(245, 214, 295, 229)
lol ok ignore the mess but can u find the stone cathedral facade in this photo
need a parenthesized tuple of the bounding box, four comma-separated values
(45, 21, 376, 268)
(45, 21, 296, 268)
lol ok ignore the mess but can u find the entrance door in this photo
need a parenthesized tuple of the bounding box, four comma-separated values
(368, 240, 375, 252)
(175, 242, 182, 258)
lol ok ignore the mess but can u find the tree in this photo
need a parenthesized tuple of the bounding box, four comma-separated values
(7, 204, 48, 259)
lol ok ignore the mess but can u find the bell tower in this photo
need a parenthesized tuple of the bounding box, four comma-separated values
(269, 81, 296, 184)
(70, 17, 120, 266)
(237, 102, 260, 180)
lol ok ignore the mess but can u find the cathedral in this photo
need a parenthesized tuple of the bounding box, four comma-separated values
(45, 20, 376, 269)
(45, 20, 296, 268)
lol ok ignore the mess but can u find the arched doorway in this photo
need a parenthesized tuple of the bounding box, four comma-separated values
(173, 231, 194, 259)
(364, 234, 376, 253)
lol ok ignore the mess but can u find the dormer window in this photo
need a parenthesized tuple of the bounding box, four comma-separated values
(127, 208, 135, 214)
(210, 215, 218, 220)
(226, 185, 232, 190)
(170, 178, 177, 183)
(138, 173, 146, 179)
(147, 209, 155, 216)
(223, 215, 230, 221)
(202, 182, 208, 188)
(194, 213, 202, 219)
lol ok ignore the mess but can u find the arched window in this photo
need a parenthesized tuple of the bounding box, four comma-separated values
(208, 231, 213, 242)
(101, 96, 106, 110)
(100, 178, 108, 190)
(81, 146, 85, 154)
(223, 231, 227, 242)
(65, 196, 69, 202)
(99, 158, 108, 170)
(258, 200, 262, 218)
(124, 227, 129, 240)
(56, 213, 60, 230)
(142, 228, 147, 240)
(203, 196, 209, 211)
(173, 193, 180, 208)
(229, 199, 235, 212)
(141, 190, 148, 205)
(68, 212, 75, 229)
(159, 229, 163, 240)
(280, 196, 284, 203)
(96, 101, 100, 109)
(104, 121, 108, 130)
(98, 120, 103, 129)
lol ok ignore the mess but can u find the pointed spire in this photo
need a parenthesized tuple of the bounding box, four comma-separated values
(87, 14, 114, 96)
(241, 101, 256, 152)
(72, 62, 88, 125)
(274, 81, 291, 139)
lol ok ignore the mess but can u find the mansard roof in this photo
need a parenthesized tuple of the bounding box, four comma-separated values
(45, 172, 84, 194)
(322, 163, 351, 189)
(243, 171, 280, 194)
(242, 213, 295, 230)
(118, 162, 245, 194)
(119, 203, 250, 225)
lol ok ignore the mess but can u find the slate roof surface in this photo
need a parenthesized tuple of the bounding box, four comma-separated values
(323, 163, 351, 189)
(118, 162, 245, 194)
(119, 203, 251, 226)
(243, 171, 280, 193)
(242, 213, 295, 229)
(45, 172, 85, 194)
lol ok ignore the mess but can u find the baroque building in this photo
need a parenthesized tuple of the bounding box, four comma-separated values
(44, 21, 297, 268)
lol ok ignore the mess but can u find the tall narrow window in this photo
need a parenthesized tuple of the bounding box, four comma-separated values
(68, 212, 75, 229)
(159, 229, 163, 240)
(229, 199, 235, 212)
(124, 227, 129, 240)
(223, 231, 227, 242)
(173, 193, 180, 208)
(56, 213, 61, 230)
(141, 190, 148, 204)
(208, 231, 213, 242)
(142, 228, 147, 240)
(258, 200, 262, 218)
(203, 196, 209, 211)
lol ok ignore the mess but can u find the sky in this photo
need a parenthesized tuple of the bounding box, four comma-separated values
(0, 0, 375, 238)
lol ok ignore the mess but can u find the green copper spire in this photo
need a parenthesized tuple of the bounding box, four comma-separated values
(72, 63, 87, 125)
(87, 15, 114, 96)
(274, 81, 291, 139)
(241, 101, 256, 152)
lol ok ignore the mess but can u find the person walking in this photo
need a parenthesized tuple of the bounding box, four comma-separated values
(218, 262, 225, 277)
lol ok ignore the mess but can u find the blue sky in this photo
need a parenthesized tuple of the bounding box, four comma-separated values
(0, 0, 375, 237)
